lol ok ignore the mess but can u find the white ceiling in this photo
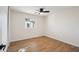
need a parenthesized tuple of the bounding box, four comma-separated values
(10, 6, 79, 16)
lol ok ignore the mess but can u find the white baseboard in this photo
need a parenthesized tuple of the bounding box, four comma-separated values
(9, 34, 79, 47)
(45, 34, 79, 47)
(10, 35, 43, 42)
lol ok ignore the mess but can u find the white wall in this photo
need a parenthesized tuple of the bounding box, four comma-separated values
(0, 6, 9, 45)
(0, 9, 2, 44)
(10, 9, 45, 42)
(10, 7, 79, 47)
(0, 6, 10, 51)
(45, 8, 79, 47)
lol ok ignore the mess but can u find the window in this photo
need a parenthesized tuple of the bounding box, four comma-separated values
(25, 18, 35, 29)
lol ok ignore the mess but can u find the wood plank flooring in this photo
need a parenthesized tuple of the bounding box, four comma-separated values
(7, 36, 79, 52)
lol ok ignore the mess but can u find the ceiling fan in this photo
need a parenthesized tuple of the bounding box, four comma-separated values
(36, 8, 50, 14)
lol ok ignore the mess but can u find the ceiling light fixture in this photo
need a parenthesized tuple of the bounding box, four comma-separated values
(39, 12, 44, 15)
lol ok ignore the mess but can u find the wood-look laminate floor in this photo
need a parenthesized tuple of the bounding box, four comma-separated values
(7, 36, 79, 52)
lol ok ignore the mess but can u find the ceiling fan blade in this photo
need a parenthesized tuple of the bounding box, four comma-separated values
(38, 8, 50, 14)
(43, 11, 50, 13)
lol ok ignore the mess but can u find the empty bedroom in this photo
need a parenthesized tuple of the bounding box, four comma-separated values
(1, 6, 79, 52)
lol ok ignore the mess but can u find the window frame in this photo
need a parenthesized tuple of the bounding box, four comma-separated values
(25, 18, 35, 29)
